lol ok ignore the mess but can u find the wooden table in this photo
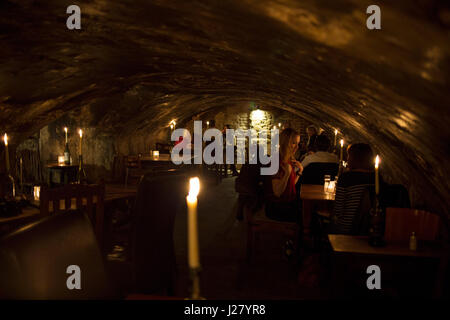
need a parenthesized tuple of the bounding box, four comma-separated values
(328, 234, 447, 298)
(0, 184, 138, 230)
(300, 184, 335, 236)
(47, 164, 78, 186)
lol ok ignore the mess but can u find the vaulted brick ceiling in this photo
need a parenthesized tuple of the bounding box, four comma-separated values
(0, 0, 449, 216)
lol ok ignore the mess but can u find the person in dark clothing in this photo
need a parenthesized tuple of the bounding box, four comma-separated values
(306, 125, 318, 153)
(330, 143, 384, 234)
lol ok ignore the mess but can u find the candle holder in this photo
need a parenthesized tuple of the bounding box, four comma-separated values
(186, 267, 205, 300)
(368, 197, 385, 247)
(77, 155, 87, 184)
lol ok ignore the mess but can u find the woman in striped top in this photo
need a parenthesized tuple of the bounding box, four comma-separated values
(330, 143, 383, 234)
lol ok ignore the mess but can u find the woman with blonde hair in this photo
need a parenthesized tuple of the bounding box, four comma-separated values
(265, 128, 303, 222)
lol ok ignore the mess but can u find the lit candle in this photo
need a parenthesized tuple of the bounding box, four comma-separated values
(33, 186, 40, 201)
(153, 150, 159, 159)
(340, 139, 344, 162)
(334, 129, 338, 147)
(375, 155, 380, 195)
(187, 177, 200, 269)
(278, 123, 281, 128)
(170, 124, 174, 130)
(58, 156, 65, 165)
(3, 133, 10, 172)
(64, 127, 68, 143)
(78, 129, 83, 156)
(206, 121, 209, 128)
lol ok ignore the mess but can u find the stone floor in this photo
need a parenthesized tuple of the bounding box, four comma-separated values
(173, 176, 329, 299)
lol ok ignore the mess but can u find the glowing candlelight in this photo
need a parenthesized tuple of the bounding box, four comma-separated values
(64, 127, 68, 143)
(340, 139, 344, 162)
(278, 123, 281, 128)
(375, 155, 380, 195)
(334, 129, 338, 147)
(33, 186, 40, 201)
(78, 129, 83, 156)
(153, 150, 159, 159)
(187, 177, 201, 269)
(58, 156, 65, 165)
(206, 121, 210, 127)
(3, 133, 10, 172)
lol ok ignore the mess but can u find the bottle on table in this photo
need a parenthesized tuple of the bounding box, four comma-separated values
(64, 142, 71, 165)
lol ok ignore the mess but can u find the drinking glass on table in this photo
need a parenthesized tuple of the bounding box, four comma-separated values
(324, 175, 331, 193)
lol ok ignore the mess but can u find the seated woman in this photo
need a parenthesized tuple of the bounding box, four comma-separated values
(330, 143, 385, 234)
(265, 128, 303, 223)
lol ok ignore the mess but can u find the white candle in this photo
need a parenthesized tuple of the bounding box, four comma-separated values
(187, 177, 200, 269)
(78, 129, 83, 156)
(64, 127, 68, 143)
(375, 155, 380, 195)
(3, 133, 10, 172)
(340, 139, 344, 162)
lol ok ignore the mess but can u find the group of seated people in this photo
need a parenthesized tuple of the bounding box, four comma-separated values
(236, 126, 409, 237)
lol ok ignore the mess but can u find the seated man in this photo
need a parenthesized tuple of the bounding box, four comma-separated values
(300, 135, 339, 184)
(301, 135, 338, 169)
(330, 143, 384, 235)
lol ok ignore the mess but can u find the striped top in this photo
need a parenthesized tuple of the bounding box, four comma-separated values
(331, 171, 376, 234)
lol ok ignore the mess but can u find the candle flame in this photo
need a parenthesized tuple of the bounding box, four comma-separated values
(64, 127, 68, 133)
(188, 177, 200, 201)
(3, 133, 7, 146)
(340, 139, 344, 147)
(78, 129, 83, 138)
(206, 121, 209, 126)
(335, 129, 338, 135)
(278, 123, 281, 127)
(375, 155, 380, 169)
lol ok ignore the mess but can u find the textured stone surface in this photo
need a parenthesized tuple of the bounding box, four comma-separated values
(0, 0, 449, 217)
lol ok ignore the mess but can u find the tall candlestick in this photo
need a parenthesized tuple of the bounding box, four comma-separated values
(4, 133, 10, 172)
(187, 177, 200, 269)
(375, 155, 380, 195)
(340, 139, 344, 162)
(64, 127, 68, 143)
(334, 129, 338, 147)
(78, 129, 83, 156)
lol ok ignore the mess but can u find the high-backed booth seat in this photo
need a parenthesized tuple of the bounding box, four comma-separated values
(0, 211, 117, 299)
(107, 171, 188, 296)
(131, 172, 188, 294)
(300, 162, 339, 185)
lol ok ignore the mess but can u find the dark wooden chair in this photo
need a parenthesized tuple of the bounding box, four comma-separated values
(244, 203, 300, 262)
(40, 184, 105, 248)
(385, 208, 441, 243)
(124, 155, 143, 187)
